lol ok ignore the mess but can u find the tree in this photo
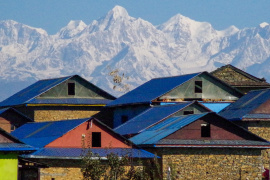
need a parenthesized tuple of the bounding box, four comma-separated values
(107, 66, 130, 93)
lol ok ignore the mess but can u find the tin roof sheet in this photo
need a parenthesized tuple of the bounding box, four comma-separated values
(107, 72, 201, 107)
(0, 143, 37, 151)
(219, 89, 270, 120)
(114, 102, 194, 135)
(130, 113, 208, 145)
(11, 118, 89, 147)
(157, 139, 270, 147)
(22, 148, 157, 159)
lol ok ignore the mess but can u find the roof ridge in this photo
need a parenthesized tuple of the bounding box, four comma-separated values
(151, 72, 202, 80)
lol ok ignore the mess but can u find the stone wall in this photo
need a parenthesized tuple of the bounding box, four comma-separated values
(40, 167, 83, 180)
(161, 148, 263, 180)
(34, 110, 99, 122)
(247, 122, 270, 169)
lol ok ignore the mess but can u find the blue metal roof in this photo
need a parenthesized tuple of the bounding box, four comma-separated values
(11, 118, 89, 147)
(107, 72, 201, 107)
(201, 102, 231, 113)
(22, 148, 157, 159)
(114, 102, 194, 135)
(0, 76, 72, 107)
(27, 98, 112, 105)
(130, 113, 208, 145)
(0, 143, 37, 151)
(219, 89, 270, 120)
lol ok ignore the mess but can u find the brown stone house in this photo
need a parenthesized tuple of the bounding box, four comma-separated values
(211, 64, 270, 94)
(11, 117, 156, 180)
(0, 75, 116, 122)
(0, 107, 32, 133)
(219, 88, 270, 169)
(130, 112, 270, 179)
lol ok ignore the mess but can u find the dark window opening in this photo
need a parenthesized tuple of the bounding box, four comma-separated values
(195, 81, 202, 93)
(68, 83, 75, 95)
(201, 123, 210, 137)
(121, 116, 128, 124)
(183, 111, 194, 115)
(92, 132, 101, 147)
(10, 124, 16, 131)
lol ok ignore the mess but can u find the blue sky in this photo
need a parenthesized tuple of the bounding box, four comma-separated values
(0, 0, 270, 34)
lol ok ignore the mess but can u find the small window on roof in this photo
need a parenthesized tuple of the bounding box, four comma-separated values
(201, 123, 210, 137)
(183, 111, 194, 115)
(92, 132, 101, 147)
(121, 115, 128, 124)
(68, 83, 75, 95)
(195, 81, 202, 93)
(10, 124, 16, 131)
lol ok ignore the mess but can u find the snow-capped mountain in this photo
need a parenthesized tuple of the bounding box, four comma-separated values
(0, 5, 270, 101)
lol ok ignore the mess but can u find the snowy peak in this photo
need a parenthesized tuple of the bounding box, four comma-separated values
(1, 6, 270, 102)
(57, 20, 86, 38)
(259, 22, 269, 28)
(107, 5, 129, 19)
(221, 25, 239, 36)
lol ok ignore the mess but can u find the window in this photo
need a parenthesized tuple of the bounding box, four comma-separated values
(68, 83, 75, 95)
(201, 123, 210, 137)
(195, 81, 202, 93)
(92, 132, 101, 147)
(10, 124, 16, 131)
(183, 111, 194, 115)
(121, 115, 128, 124)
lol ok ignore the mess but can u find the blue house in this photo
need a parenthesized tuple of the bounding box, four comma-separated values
(107, 72, 242, 128)
(114, 101, 211, 135)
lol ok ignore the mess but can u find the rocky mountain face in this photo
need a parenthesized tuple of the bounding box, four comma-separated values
(0, 6, 270, 101)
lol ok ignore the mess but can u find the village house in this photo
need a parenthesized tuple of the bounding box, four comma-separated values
(107, 71, 243, 128)
(219, 88, 270, 169)
(0, 75, 116, 122)
(0, 127, 36, 180)
(11, 117, 156, 180)
(0, 107, 32, 133)
(114, 101, 211, 136)
(211, 64, 270, 94)
(130, 112, 270, 179)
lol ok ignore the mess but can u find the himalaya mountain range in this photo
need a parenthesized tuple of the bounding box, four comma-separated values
(1, 6, 270, 101)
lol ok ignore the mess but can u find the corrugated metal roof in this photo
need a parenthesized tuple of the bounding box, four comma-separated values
(11, 118, 89, 147)
(28, 98, 112, 105)
(0, 143, 37, 151)
(114, 102, 194, 135)
(107, 72, 201, 107)
(201, 102, 231, 113)
(0, 76, 72, 107)
(219, 89, 270, 120)
(243, 114, 270, 119)
(130, 113, 208, 145)
(22, 148, 157, 159)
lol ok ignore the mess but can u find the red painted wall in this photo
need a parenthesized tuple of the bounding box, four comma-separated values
(46, 120, 131, 148)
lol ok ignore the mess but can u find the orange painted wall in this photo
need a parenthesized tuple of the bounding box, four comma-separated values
(46, 120, 131, 148)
